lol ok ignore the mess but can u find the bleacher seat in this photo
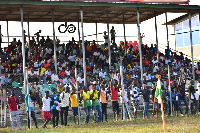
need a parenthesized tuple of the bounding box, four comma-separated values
(50, 84, 57, 89)
(12, 81, 20, 88)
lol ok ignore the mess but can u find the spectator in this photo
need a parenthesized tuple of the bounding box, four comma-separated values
(45, 67, 52, 83)
(25, 91, 38, 129)
(8, 90, 21, 130)
(70, 88, 79, 125)
(141, 84, 150, 119)
(129, 80, 139, 119)
(99, 85, 108, 122)
(51, 88, 60, 128)
(80, 86, 91, 124)
(36, 68, 47, 85)
(90, 85, 102, 123)
(42, 91, 51, 128)
(51, 71, 59, 84)
(59, 87, 70, 126)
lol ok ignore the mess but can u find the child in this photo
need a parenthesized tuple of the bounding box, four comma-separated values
(70, 88, 79, 125)
(42, 91, 51, 128)
(173, 88, 180, 116)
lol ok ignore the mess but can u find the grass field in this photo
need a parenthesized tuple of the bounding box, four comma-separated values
(0, 114, 200, 133)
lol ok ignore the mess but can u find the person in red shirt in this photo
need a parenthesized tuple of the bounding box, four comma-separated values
(109, 73, 120, 121)
(58, 67, 66, 79)
(3, 62, 10, 73)
(86, 63, 91, 73)
(8, 90, 21, 130)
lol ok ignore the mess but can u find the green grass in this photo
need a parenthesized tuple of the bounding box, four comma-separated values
(0, 114, 200, 133)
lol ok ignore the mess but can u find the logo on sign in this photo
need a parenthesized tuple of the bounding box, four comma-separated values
(58, 22, 76, 33)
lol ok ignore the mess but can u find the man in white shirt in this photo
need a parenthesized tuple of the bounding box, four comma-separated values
(51, 71, 59, 84)
(42, 91, 51, 128)
(28, 68, 37, 84)
(77, 74, 84, 84)
(99, 69, 107, 79)
(59, 87, 70, 126)
(45, 68, 52, 83)
(65, 67, 71, 76)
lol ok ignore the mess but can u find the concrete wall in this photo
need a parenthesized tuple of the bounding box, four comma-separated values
(176, 44, 200, 62)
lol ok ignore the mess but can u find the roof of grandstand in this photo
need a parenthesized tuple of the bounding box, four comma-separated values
(0, 0, 200, 24)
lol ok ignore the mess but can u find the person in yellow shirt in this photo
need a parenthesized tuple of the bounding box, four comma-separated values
(80, 86, 91, 124)
(70, 88, 78, 125)
(90, 85, 102, 123)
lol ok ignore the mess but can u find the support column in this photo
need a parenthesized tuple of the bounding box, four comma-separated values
(96, 22, 98, 43)
(27, 12, 31, 56)
(77, 12, 80, 45)
(123, 13, 126, 56)
(189, 13, 195, 84)
(52, 10, 58, 74)
(20, 5, 26, 94)
(106, 11, 111, 70)
(168, 65, 173, 116)
(120, 66, 125, 120)
(154, 11, 159, 62)
(80, 8, 87, 86)
(137, 8, 143, 85)
(6, 21, 9, 46)
(75, 67, 81, 124)
(165, 12, 169, 48)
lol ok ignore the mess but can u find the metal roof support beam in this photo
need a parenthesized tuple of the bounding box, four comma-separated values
(20, 4, 27, 97)
(154, 11, 159, 62)
(81, 8, 87, 86)
(189, 12, 195, 86)
(96, 22, 98, 43)
(123, 13, 126, 56)
(27, 12, 31, 57)
(137, 8, 143, 85)
(6, 21, 9, 47)
(106, 10, 111, 70)
(165, 12, 169, 48)
(77, 12, 80, 45)
(52, 9, 58, 74)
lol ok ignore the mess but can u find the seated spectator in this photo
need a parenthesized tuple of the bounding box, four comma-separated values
(63, 75, 72, 85)
(51, 71, 59, 84)
(28, 68, 38, 85)
(58, 67, 66, 79)
(99, 69, 107, 79)
(45, 67, 52, 83)
(65, 67, 71, 76)
(1, 73, 11, 89)
(36, 68, 47, 85)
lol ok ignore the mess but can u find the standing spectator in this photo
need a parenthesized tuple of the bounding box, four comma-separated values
(173, 88, 180, 116)
(34, 87, 42, 107)
(59, 87, 70, 126)
(178, 72, 188, 115)
(80, 86, 91, 124)
(51, 88, 60, 128)
(70, 88, 79, 125)
(110, 26, 116, 43)
(8, 90, 21, 130)
(100, 85, 108, 122)
(197, 79, 200, 112)
(188, 80, 197, 115)
(109, 75, 120, 121)
(141, 84, 150, 119)
(161, 86, 168, 114)
(42, 91, 51, 128)
(129, 80, 139, 119)
(90, 85, 102, 123)
(25, 91, 38, 129)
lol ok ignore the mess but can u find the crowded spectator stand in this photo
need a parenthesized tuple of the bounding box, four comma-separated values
(0, 1, 200, 131)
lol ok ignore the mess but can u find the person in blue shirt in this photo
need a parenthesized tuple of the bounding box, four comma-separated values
(25, 91, 38, 129)
(173, 88, 180, 116)
(51, 88, 59, 128)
